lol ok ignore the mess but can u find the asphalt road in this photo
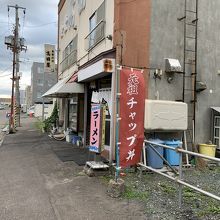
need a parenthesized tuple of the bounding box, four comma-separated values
(0, 107, 9, 129)
(0, 117, 146, 220)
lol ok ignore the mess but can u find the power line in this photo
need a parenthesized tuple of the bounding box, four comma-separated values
(0, 73, 12, 77)
(0, 65, 13, 75)
(24, 21, 57, 28)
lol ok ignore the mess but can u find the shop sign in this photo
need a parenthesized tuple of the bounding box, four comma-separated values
(119, 67, 145, 167)
(101, 105, 106, 151)
(89, 104, 101, 153)
(44, 44, 55, 73)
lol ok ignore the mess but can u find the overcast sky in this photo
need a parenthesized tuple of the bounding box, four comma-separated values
(0, 0, 59, 97)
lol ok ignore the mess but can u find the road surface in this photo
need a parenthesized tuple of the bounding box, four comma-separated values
(0, 117, 146, 220)
(0, 106, 9, 129)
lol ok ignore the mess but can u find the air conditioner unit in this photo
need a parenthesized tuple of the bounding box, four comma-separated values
(165, 58, 182, 73)
(144, 99, 188, 131)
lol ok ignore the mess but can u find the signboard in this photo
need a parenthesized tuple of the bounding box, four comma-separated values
(89, 104, 101, 153)
(101, 105, 106, 151)
(44, 44, 55, 72)
(119, 68, 145, 168)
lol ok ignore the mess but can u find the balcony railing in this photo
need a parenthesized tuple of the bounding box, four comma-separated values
(85, 20, 106, 51)
(60, 49, 77, 72)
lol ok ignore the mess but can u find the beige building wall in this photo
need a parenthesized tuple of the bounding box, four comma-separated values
(58, 0, 114, 79)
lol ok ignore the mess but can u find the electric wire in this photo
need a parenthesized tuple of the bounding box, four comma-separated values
(23, 21, 57, 28)
(0, 73, 12, 78)
(0, 65, 13, 75)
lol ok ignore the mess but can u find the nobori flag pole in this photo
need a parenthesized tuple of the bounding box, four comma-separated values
(115, 65, 121, 182)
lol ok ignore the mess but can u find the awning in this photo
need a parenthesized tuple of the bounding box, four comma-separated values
(211, 107, 220, 113)
(42, 74, 84, 98)
(78, 58, 115, 82)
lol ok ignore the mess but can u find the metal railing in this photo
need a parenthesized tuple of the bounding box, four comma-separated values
(85, 20, 105, 51)
(60, 49, 77, 72)
(139, 140, 220, 208)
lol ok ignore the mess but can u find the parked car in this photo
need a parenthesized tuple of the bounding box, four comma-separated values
(21, 104, 27, 113)
(0, 105, 5, 110)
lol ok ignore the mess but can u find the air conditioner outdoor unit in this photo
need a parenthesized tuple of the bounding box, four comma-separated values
(165, 58, 182, 73)
(144, 99, 188, 131)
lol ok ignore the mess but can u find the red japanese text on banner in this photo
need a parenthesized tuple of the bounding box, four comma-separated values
(119, 68, 145, 168)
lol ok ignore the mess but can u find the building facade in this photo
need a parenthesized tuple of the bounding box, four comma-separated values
(53, 0, 220, 163)
(20, 90, 25, 105)
(54, 0, 150, 162)
(24, 85, 32, 109)
(31, 62, 57, 104)
(0, 97, 11, 105)
(147, 0, 220, 148)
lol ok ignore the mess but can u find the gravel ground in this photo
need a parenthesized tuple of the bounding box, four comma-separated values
(102, 164, 220, 220)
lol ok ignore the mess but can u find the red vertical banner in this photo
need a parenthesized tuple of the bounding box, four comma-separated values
(119, 68, 145, 168)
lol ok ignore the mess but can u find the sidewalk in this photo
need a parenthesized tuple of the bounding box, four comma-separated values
(0, 116, 146, 220)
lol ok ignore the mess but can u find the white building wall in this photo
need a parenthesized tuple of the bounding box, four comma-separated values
(58, 0, 114, 79)
(34, 103, 54, 119)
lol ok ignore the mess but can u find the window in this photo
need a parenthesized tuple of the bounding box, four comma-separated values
(214, 116, 220, 148)
(86, 1, 105, 50)
(89, 13, 97, 47)
(37, 79, 43, 86)
(37, 91, 42, 98)
(61, 35, 78, 72)
(37, 66, 44, 74)
(96, 1, 105, 23)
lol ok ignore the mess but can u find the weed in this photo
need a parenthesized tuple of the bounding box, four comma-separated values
(123, 185, 148, 201)
(198, 203, 220, 217)
(158, 182, 176, 195)
(99, 175, 112, 184)
(34, 120, 45, 132)
(183, 187, 198, 200)
(207, 204, 220, 214)
(214, 166, 220, 173)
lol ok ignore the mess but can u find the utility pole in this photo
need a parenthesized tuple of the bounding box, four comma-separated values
(5, 4, 26, 132)
(14, 5, 20, 127)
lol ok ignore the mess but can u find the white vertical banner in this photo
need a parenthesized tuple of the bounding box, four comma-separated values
(44, 44, 55, 73)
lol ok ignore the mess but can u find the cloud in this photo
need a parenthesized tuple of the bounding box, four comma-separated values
(0, 0, 59, 96)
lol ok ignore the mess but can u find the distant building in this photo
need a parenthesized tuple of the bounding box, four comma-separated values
(0, 97, 11, 105)
(20, 90, 25, 105)
(31, 62, 57, 104)
(24, 85, 32, 108)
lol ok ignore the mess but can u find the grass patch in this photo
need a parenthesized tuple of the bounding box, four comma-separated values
(183, 187, 198, 200)
(213, 166, 220, 173)
(198, 202, 220, 217)
(34, 120, 45, 132)
(183, 186, 220, 217)
(123, 185, 148, 201)
(206, 204, 220, 214)
(158, 182, 176, 195)
(99, 175, 112, 184)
